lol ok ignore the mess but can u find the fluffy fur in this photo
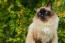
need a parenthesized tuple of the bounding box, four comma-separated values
(26, 2, 59, 43)
(26, 15, 59, 43)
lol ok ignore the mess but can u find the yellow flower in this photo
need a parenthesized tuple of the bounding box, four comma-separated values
(16, 11, 25, 15)
(58, 30, 61, 32)
(58, 11, 65, 17)
(16, 20, 20, 24)
(17, 31, 22, 34)
(16, 38, 20, 40)
(62, 39, 65, 42)
(29, 18, 32, 20)
(54, 1, 61, 7)
(0, 0, 1, 4)
(4, 0, 7, 3)
(63, 31, 65, 33)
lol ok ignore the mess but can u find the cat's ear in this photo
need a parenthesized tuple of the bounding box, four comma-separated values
(46, 1, 52, 9)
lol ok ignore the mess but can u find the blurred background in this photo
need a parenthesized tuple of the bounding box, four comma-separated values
(0, 0, 65, 43)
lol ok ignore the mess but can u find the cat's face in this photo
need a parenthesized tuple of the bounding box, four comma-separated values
(36, 2, 54, 21)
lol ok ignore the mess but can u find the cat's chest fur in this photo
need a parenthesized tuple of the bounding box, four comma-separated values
(33, 18, 55, 35)
(33, 21, 53, 39)
(36, 22, 51, 32)
(32, 15, 59, 33)
(29, 16, 59, 43)
(31, 21, 54, 43)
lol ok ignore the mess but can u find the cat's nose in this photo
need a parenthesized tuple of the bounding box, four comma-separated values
(38, 13, 46, 19)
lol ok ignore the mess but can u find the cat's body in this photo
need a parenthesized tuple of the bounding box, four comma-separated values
(26, 15, 59, 43)
(26, 1, 59, 43)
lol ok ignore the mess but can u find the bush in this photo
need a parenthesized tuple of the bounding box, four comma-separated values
(0, 0, 65, 43)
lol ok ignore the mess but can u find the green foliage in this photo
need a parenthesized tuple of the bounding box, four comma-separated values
(0, 0, 65, 43)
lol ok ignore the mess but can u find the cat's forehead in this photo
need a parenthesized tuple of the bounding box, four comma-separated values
(40, 7, 51, 11)
(36, 7, 51, 13)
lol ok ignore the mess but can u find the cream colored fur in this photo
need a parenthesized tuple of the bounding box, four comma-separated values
(26, 6, 59, 43)
(26, 14, 59, 43)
